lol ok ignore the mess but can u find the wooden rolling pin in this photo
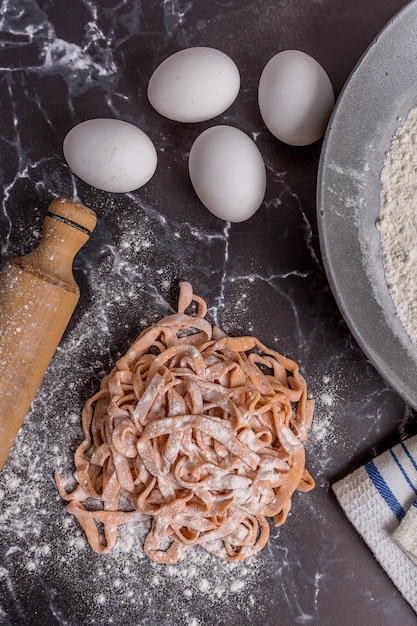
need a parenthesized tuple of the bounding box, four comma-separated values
(0, 197, 97, 471)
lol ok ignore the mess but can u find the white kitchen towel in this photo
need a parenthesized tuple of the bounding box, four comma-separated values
(332, 435, 417, 612)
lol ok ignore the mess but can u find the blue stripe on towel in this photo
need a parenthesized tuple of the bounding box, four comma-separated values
(365, 459, 405, 521)
(390, 449, 417, 496)
(401, 440, 417, 474)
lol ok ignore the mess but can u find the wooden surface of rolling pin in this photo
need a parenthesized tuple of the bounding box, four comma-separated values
(0, 197, 96, 471)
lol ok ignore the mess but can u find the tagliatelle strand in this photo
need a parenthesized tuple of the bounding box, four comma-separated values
(54, 282, 315, 563)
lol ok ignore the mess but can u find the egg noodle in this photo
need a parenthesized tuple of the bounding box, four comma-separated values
(55, 282, 314, 563)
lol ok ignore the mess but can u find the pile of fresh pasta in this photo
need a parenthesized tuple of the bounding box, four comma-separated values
(55, 282, 314, 563)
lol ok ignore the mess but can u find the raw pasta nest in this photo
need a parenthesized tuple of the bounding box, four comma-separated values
(55, 282, 314, 563)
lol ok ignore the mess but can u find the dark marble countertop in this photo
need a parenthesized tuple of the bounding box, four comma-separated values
(1, 1, 417, 624)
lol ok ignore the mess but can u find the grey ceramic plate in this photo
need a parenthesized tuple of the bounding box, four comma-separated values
(317, 0, 417, 409)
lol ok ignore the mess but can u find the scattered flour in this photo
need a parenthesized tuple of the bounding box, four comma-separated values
(310, 374, 338, 445)
(0, 210, 269, 624)
(0, 198, 333, 624)
(379, 107, 417, 345)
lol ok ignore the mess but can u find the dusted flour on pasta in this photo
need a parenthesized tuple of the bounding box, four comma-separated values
(379, 107, 417, 345)
(55, 282, 314, 564)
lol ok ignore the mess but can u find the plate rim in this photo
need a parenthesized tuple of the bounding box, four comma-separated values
(317, 0, 417, 408)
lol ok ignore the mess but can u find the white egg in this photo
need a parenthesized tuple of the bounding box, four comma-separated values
(148, 47, 240, 123)
(63, 118, 157, 193)
(258, 50, 335, 146)
(188, 125, 266, 223)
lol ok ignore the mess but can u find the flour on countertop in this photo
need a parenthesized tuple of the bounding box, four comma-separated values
(378, 107, 417, 345)
(0, 207, 269, 624)
(0, 199, 332, 624)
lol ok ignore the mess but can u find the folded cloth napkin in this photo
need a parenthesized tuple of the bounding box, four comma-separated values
(332, 434, 417, 612)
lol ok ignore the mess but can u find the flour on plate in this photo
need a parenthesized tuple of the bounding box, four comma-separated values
(379, 107, 417, 345)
